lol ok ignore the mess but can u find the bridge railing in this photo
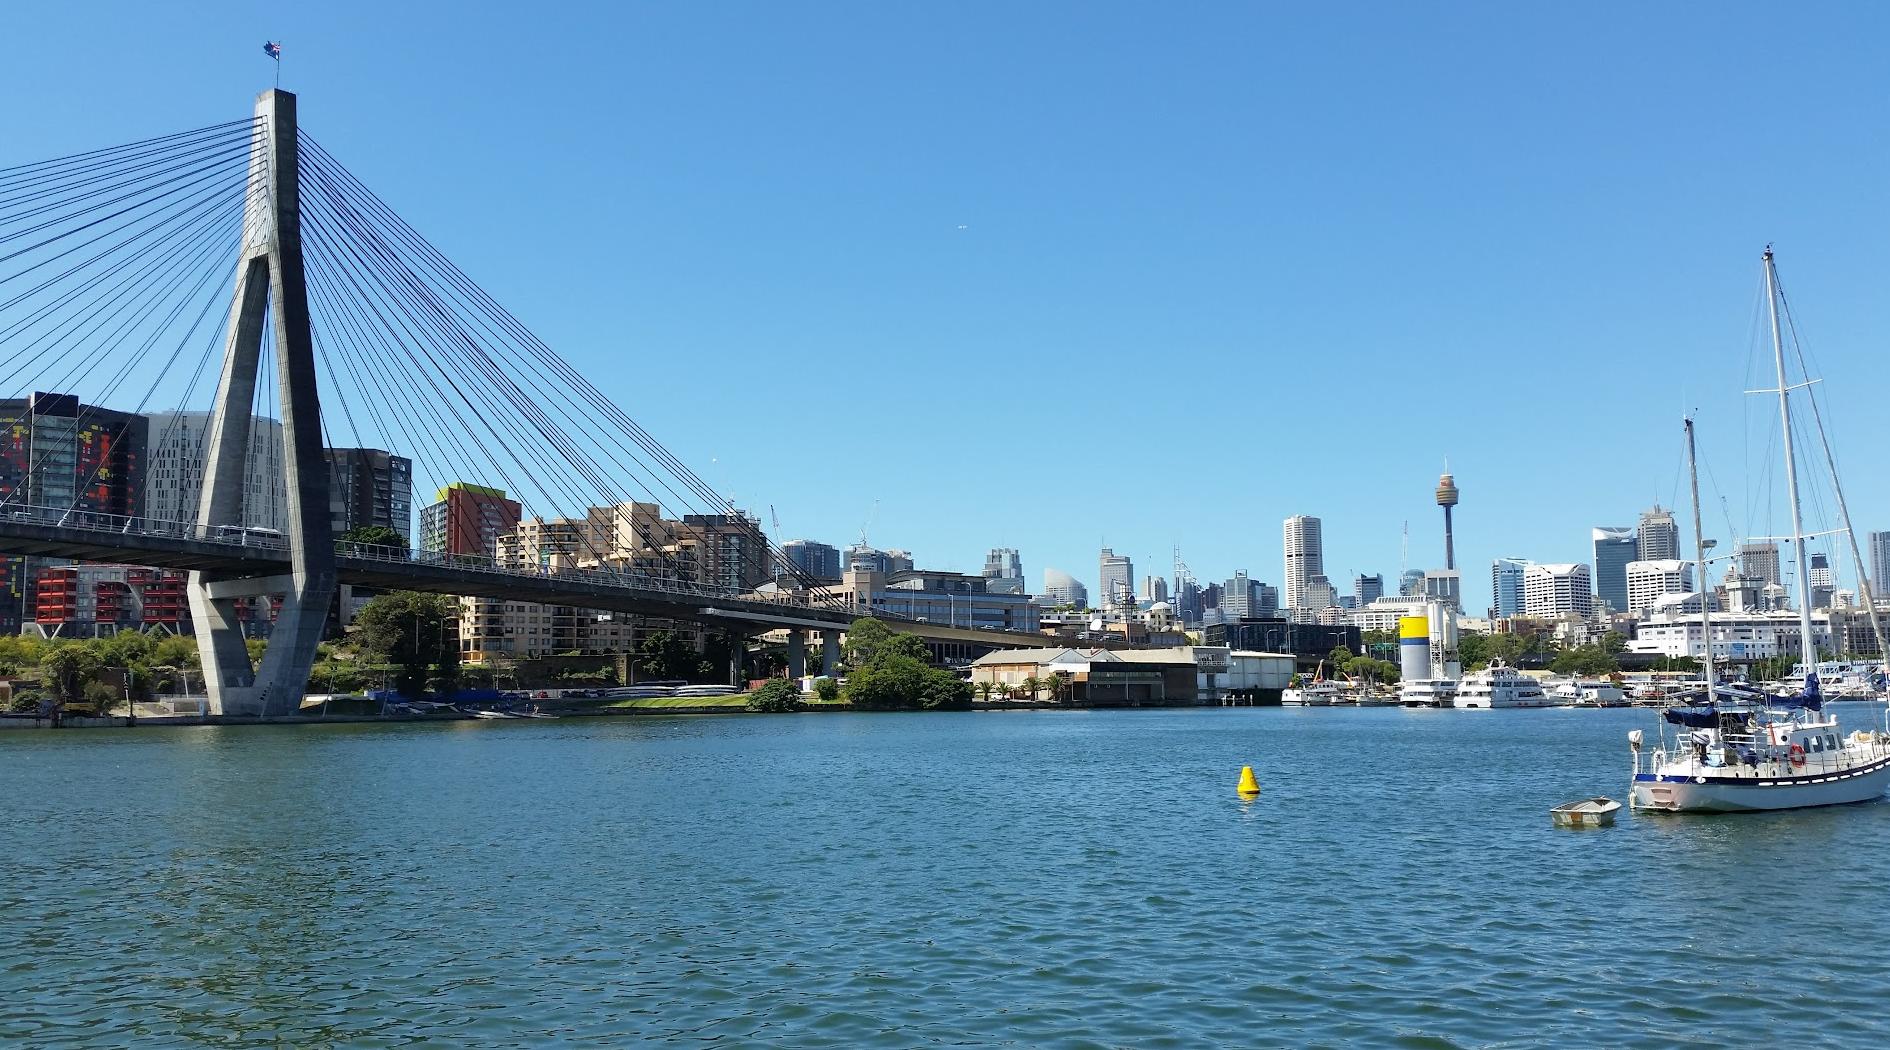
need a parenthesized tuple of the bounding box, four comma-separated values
(0, 502, 823, 613)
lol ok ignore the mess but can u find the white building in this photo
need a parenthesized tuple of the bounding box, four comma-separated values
(1625, 559, 1693, 615)
(1042, 567, 1088, 608)
(1099, 547, 1134, 607)
(1283, 515, 1324, 611)
(1630, 609, 1831, 663)
(1524, 563, 1593, 618)
(143, 410, 286, 530)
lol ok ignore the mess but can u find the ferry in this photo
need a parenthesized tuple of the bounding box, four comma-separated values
(1398, 678, 1457, 708)
(1553, 680, 1628, 707)
(1454, 660, 1551, 708)
(1282, 680, 1342, 707)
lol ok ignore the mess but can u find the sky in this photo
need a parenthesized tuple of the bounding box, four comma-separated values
(5, 2, 1890, 615)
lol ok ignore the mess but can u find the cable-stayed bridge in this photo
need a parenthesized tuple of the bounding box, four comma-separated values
(0, 89, 1048, 716)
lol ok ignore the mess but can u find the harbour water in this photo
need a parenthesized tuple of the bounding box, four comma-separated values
(6, 707, 1890, 1046)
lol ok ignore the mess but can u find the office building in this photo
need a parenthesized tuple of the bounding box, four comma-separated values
(1737, 541, 1782, 589)
(1354, 574, 1384, 606)
(1172, 579, 1204, 626)
(1871, 532, 1890, 596)
(1283, 515, 1324, 611)
(326, 447, 413, 542)
(0, 393, 149, 635)
(1637, 506, 1679, 561)
(1591, 527, 1635, 614)
(1630, 608, 1831, 664)
(1042, 568, 1088, 608)
(780, 539, 843, 583)
(982, 547, 1026, 595)
(418, 483, 522, 558)
(1625, 559, 1693, 615)
(1490, 557, 1528, 619)
(1809, 552, 1835, 611)
(1140, 574, 1169, 604)
(1099, 547, 1135, 607)
(1398, 568, 1425, 597)
(1524, 563, 1594, 618)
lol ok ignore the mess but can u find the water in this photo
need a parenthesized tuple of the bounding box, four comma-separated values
(5, 707, 1890, 1047)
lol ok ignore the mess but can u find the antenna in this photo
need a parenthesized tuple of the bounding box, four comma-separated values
(1400, 520, 1409, 580)
(858, 498, 879, 547)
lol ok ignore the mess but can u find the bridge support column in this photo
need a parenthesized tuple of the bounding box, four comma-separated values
(728, 632, 745, 688)
(189, 88, 335, 718)
(820, 629, 840, 676)
(787, 629, 806, 680)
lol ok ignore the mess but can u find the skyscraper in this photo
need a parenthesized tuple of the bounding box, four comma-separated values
(1591, 526, 1636, 614)
(1637, 506, 1679, 561)
(1523, 563, 1594, 618)
(1398, 568, 1425, 597)
(1809, 551, 1835, 611)
(1871, 532, 1890, 598)
(1737, 541, 1782, 588)
(780, 539, 843, 582)
(1043, 568, 1087, 608)
(144, 410, 286, 532)
(326, 447, 414, 542)
(1626, 559, 1693, 614)
(1490, 557, 1528, 619)
(418, 482, 521, 558)
(1354, 573, 1384, 605)
(1099, 547, 1134, 607)
(1283, 515, 1323, 610)
(1139, 574, 1169, 603)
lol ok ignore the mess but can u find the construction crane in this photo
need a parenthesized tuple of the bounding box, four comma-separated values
(858, 498, 879, 548)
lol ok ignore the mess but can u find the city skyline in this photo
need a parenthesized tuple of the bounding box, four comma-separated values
(5, 4, 1890, 619)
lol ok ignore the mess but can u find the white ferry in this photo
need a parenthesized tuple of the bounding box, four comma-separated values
(1453, 660, 1551, 708)
(1398, 678, 1457, 708)
(1282, 680, 1342, 707)
(1553, 680, 1628, 707)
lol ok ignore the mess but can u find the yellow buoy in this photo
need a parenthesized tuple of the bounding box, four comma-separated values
(1236, 765, 1260, 797)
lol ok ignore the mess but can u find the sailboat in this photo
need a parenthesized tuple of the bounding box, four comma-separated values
(1629, 248, 1890, 813)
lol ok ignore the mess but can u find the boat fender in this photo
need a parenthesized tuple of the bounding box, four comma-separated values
(1789, 743, 1806, 768)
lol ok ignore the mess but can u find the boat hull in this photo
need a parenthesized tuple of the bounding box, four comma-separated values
(1631, 759, 1890, 812)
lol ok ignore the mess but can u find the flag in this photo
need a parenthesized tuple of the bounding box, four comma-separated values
(263, 41, 281, 59)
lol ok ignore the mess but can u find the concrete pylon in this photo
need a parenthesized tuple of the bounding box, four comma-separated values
(187, 89, 335, 718)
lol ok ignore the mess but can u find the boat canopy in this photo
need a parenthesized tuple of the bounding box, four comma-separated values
(1768, 672, 1823, 712)
(1664, 707, 1720, 728)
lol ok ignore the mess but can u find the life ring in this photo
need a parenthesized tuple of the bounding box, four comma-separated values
(1789, 744, 1806, 768)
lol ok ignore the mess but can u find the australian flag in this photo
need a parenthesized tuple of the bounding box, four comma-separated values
(263, 41, 281, 59)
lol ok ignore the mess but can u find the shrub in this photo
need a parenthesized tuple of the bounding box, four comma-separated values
(813, 676, 840, 703)
(746, 678, 803, 713)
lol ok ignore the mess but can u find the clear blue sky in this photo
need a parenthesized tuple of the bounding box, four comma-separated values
(6, 2, 1890, 614)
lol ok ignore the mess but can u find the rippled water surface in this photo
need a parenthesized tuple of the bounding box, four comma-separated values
(6, 707, 1890, 1047)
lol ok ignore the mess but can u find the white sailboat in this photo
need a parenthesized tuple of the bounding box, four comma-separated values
(1630, 248, 1890, 813)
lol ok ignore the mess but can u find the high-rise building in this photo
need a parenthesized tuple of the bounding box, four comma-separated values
(1490, 557, 1528, 619)
(418, 483, 521, 558)
(144, 410, 285, 531)
(1354, 573, 1384, 606)
(982, 547, 1026, 594)
(0, 393, 149, 635)
(1737, 541, 1782, 589)
(1283, 515, 1324, 610)
(1139, 574, 1169, 603)
(1626, 559, 1694, 614)
(1042, 567, 1088, 608)
(1398, 568, 1425, 597)
(1870, 532, 1890, 597)
(1637, 506, 1679, 561)
(780, 539, 843, 582)
(1099, 547, 1134, 607)
(1222, 571, 1258, 619)
(326, 447, 413, 542)
(1173, 579, 1204, 626)
(1809, 551, 1835, 611)
(1422, 569, 1461, 614)
(1591, 526, 1636, 614)
(678, 513, 772, 593)
(1524, 563, 1594, 618)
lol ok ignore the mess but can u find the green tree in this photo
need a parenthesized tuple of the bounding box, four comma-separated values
(813, 676, 840, 704)
(842, 617, 928, 668)
(1048, 670, 1073, 703)
(40, 646, 98, 708)
(1600, 631, 1628, 655)
(746, 678, 803, 713)
(1021, 675, 1043, 702)
(1328, 646, 1356, 669)
(352, 591, 458, 698)
(340, 525, 409, 553)
(635, 630, 696, 681)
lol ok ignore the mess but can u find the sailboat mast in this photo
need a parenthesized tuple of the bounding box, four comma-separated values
(1764, 246, 1818, 672)
(1685, 417, 1716, 698)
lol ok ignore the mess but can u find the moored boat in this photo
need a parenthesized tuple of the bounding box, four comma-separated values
(1454, 660, 1551, 709)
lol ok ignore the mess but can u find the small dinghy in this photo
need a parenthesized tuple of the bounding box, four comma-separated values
(1550, 797, 1621, 828)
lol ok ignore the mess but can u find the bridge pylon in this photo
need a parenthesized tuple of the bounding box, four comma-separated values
(188, 89, 336, 718)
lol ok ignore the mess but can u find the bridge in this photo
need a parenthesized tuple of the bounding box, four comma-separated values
(0, 89, 1062, 715)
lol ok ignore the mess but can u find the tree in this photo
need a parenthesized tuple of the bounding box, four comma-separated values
(40, 646, 98, 708)
(842, 617, 928, 669)
(1600, 631, 1628, 655)
(974, 681, 994, 703)
(813, 676, 840, 704)
(635, 630, 696, 681)
(352, 591, 458, 698)
(1048, 670, 1073, 703)
(746, 678, 802, 713)
(1021, 675, 1043, 702)
(340, 525, 409, 553)
(836, 618, 972, 711)
(1328, 646, 1356, 668)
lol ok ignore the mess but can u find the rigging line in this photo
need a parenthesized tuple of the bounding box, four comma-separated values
(0, 117, 258, 179)
(300, 138, 835, 597)
(0, 177, 258, 373)
(304, 180, 711, 588)
(0, 130, 264, 224)
(0, 184, 250, 397)
(57, 233, 242, 515)
(0, 216, 242, 507)
(304, 207, 634, 578)
(0, 172, 260, 311)
(0, 153, 253, 262)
